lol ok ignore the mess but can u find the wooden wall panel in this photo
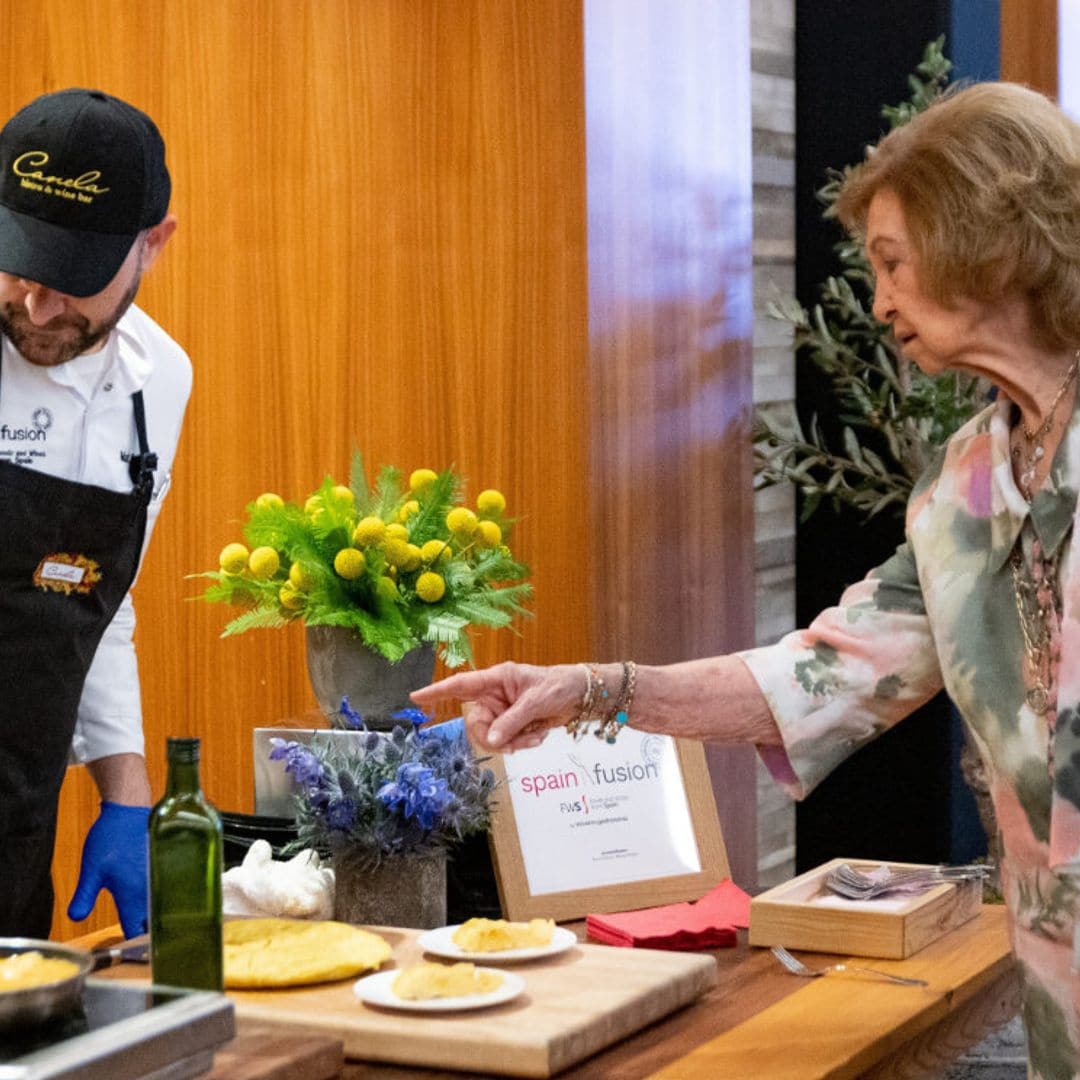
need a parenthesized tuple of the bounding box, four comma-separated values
(584, 1, 758, 888)
(1000, 0, 1058, 94)
(0, 0, 589, 939)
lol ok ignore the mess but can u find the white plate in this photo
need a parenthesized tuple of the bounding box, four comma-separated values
(416, 923, 578, 963)
(353, 967, 525, 1012)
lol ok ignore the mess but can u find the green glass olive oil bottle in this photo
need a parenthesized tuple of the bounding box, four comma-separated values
(149, 737, 224, 991)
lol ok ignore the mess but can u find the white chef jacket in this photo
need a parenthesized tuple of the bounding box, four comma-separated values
(0, 303, 192, 762)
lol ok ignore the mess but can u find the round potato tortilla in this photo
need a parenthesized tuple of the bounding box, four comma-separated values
(392, 961, 503, 1000)
(224, 917, 391, 988)
(452, 917, 555, 952)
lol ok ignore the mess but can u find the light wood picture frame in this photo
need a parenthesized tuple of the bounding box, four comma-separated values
(484, 732, 729, 922)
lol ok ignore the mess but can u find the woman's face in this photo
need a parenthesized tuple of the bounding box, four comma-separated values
(865, 188, 990, 375)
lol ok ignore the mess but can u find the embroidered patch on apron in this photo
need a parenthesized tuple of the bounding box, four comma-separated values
(32, 553, 102, 595)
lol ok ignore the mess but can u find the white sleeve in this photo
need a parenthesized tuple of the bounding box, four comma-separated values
(69, 312, 191, 765)
(69, 467, 173, 763)
(69, 591, 145, 763)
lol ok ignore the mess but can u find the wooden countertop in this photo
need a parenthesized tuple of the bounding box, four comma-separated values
(75, 905, 1019, 1079)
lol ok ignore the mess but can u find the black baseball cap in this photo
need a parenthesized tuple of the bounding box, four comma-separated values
(0, 88, 170, 297)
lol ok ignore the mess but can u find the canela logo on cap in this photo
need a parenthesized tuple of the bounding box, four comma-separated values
(12, 151, 109, 205)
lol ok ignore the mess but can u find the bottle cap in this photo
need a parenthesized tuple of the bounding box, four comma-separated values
(166, 736, 200, 763)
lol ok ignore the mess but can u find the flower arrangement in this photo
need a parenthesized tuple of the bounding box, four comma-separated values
(269, 702, 496, 868)
(195, 455, 531, 667)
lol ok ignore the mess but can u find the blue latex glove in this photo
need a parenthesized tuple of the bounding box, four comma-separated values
(67, 801, 150, 938)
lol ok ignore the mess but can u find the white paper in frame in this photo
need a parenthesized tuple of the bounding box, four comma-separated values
(484, 727, 729, 922)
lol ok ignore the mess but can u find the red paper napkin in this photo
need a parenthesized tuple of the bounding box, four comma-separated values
(585, 879, 751, 950)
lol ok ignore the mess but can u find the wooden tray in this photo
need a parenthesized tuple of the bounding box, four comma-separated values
(225, 926, 715, 1077)
(748, 857, 982, 959)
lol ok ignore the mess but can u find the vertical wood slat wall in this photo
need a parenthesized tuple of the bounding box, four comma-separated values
(0, 0, 754, 939)
(1000, 0, 1058, 94)
(583, 0, 757, 888)
(750, 0, 796, 890)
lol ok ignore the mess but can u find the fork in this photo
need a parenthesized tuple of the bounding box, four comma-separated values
(770, 945, 928, 987)
(825, 862, 990, 900)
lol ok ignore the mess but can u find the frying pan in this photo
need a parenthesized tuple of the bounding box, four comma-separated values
(0, 936, 148, 1027)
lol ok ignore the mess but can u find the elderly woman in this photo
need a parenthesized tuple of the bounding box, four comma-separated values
(412, 81, 1080, 1078)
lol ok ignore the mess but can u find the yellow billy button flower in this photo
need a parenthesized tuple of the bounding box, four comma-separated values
(303, 495, 323, 516)
(446, 507, 478, 538)
(416, 571, 446, 603)
(353, 516, 387, 546)
(476, 520, 502, 548)
(397, 499, 420, 523)
(383, 538, 411, 568)
(255, 492, 284, 511)
(288, 561, 317, 592)
(334, 547, 366, 580)
(476, 489, 506, 517)
(331, 484, 355, 505)
(248, 546, 281, 580)
(421, 539, 451, 564)
(219, 542, 250, 575)
(409, 468, 438, 495)
(399, 543, 423, 571)
(385, 522, 409, 541)
(278, 584, 305, 610)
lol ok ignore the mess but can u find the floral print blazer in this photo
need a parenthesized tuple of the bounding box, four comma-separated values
(740, 392, 1080, 1079)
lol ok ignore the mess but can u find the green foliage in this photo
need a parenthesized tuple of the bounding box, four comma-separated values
(192, 453, 532, 667)
(754, 38, 987, 522)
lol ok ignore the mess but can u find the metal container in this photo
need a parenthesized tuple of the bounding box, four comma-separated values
(0, 940, 93, 1028)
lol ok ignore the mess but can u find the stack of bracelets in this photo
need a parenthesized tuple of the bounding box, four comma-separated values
(565, 661, 637, 743)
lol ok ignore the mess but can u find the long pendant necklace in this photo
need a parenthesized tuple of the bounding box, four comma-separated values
(1011, 350, 1080, 500)
(1008, 349, 1079, 767)
(1010, 538, 1063, 725)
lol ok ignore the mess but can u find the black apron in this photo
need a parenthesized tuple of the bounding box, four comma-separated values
(0, 359, 155, 937)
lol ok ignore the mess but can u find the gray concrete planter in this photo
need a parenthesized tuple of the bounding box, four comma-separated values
(333, 851, 447, 929)
(305, 625, 436, 728)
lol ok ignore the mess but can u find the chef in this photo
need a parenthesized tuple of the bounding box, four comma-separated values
(0, 88, 191, 938)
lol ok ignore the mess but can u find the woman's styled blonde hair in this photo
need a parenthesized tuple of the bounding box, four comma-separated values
(836, 82, 1080, 351)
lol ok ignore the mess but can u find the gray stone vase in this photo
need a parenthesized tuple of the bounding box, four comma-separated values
(333, 851, 448, 929)
(305, 625, 436, 729)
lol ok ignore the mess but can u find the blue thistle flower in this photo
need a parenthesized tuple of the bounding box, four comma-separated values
(392, 707, 431, 731)
(269, 739, 328, 790)
(377, 762, 454, 830)
(338, 696, 365, 730)
(325, 796, 357, 831)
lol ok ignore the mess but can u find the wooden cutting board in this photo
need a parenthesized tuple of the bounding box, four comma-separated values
(225, 926, 716, 1077)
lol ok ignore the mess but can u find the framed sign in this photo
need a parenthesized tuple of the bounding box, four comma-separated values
(485, 726, 729, 921)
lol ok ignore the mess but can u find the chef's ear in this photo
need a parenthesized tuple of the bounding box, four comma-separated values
(138, 214, 178, 273)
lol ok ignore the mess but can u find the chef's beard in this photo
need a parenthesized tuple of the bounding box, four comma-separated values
(0, 273, 142, 367)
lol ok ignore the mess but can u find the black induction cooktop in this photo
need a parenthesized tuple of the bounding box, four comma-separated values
(0, 978, 234, 1079)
